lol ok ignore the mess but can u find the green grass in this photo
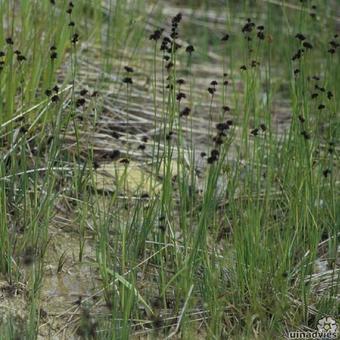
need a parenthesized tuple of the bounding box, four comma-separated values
(0, 0, 338, 339)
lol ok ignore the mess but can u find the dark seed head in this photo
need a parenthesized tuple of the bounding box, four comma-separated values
(80, 89, 88, 96)
(110, 150, 121, 160)
(50, 51, 58, 59)
(303, 41, 313, 49)
(17, 55, 26, 62)
(257, 31, 265, 40)
(166, 131, 173, 141)
(5, 37, 14, 45)
(216, 122, 229, 132)
(260, 123, 267, 131)
(298, 115, 305, 123)
(207, 87, 216, 95)
(124, 66, 134, 73)
(120, 158, 130, 164)
(180, 107, 191, 117)
(176, 92, 186, 101)
(149, 28, 163, 41)
(301, 130, 310, 140)
(211, 149, 219, 157)
(323, 169, 331, 178)
(295, 33, 306, 41)
(51, 95, 59, 102)
(166, 62, 174, 71)
(45, 89, 52, 97)
(186, 45, 194, 54)
(122, 77, 133, 85)
(172, 12, 182, 25)
(221, 34, 229, 41)
(76, 98, 86, 107)
(71, 33, 79, 44)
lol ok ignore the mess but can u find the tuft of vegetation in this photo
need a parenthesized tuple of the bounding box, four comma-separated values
(0, 0, 338, 338)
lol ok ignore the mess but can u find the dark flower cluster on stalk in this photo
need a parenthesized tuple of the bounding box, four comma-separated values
(223, 73, 229, 87)
(5, 37, 14, 45)
(76, 90, 87, 107)
(66, 1, 74, 15)
(50, 46, 57, 60)
(122, 65, 134, 85)
(250, 124, 267, 136)
(74, 89, 99, 111)
(301, 130, 310, 140)
(14, 50, 26, 63)
(151, 12, 194, 106)
(186, 44, 194, 54)
(180, 107, 191, 118)
(208, 80, 217, 96)
(124, 66, 134, 73)
(307, 76, 334, 113)
(166, 131, 173, 141)
(298, 115, 305, 124)
(45, 85, 60, 102)
(242, 18, 256, 36)
(0, 51, 4, 72)
(149, 28, 164, 41)
(241, 18, 265, 45)
(212, 120, 233, 146)
(323, 169, 331, 178)
(176, 92, 186, 102)
(292, 33, 314, 62)
(328, 142, 334, 154)
(171, 13, 182, 39)
(309, 5, 317, 19)
(138, 136, 148, 151)
(207, 149, 220, 164)
(239, 20, 264, 70)
(71, 33, 79, 45)
(3, 38, 27, 65)
(328, 34, 339, 54)
(257, 25, 265, 40)
(221, 33, 229, 42)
